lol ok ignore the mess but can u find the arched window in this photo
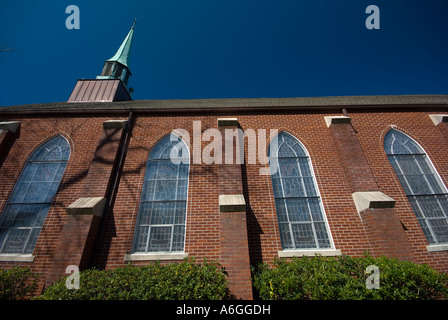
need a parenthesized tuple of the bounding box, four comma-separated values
(0, 135, 70, 255)
(268, 131, 332, 250)
(131, 134, 190, 253)
(384, 129, 448, 244)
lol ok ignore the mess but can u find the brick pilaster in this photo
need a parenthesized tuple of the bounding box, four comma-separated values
(326, 117, 377, 193)
(217, 118, 253, 300)
(429, 114, 448, 142)
(0, 121, 20, 170)
(45, 120, 127, 286)
(359, 207, 414, 260)
(327, 115, 414, 261)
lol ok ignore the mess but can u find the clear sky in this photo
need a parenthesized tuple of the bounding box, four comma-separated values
(1, 0, 448, 106)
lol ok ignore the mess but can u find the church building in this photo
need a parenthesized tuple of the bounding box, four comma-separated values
(1, 23, 448, 299)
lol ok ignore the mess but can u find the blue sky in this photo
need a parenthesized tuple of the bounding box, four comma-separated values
(1, 0, 448, 106)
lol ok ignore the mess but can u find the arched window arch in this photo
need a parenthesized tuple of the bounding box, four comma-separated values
(268, 131, 332, 250)
(384, 129, 448, 244)
(0, 135, 71, 255)
(131, 133, 190, 253)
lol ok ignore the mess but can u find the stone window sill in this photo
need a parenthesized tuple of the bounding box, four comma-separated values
(426, 244, 448, 252)
(0, 254, 35, 262)
(124, 252, 188, 262)
(278, 249, 342, 258)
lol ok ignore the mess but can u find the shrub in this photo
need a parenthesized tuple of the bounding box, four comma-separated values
(252, 254, 448, 300)
(39, 259, 231, 300)
(0, 267, 39, 300)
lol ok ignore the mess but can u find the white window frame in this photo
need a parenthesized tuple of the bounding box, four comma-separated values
(384, 129, 448, 250)
(0, 135, 70, 260)
(128, 133, 190, 260)
(269, 131, 339, 257)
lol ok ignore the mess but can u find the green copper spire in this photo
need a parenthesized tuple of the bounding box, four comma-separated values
(97, 19, 136, 88)
(107, 19, 135, 68)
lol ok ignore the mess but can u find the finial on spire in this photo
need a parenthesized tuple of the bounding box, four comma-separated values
(132, 18, 137, 29)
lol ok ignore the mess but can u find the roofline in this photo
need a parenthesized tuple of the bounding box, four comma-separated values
(1, 95, 448, 117)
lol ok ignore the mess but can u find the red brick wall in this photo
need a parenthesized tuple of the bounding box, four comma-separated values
(217, 122, 252, 299)
(1, 109, 448, 296)
(436, 122, 448, 142)
(352, 112, 448, 271)
(45, 214, 102, 286)
(240, 113, 371, 264)
(0, 116, 127, 289)
(96, 115, 223, 268)
(359, 207, 414, 261)
(327, 118, 415, 261)
(219, 210, 253, 299)
(328, 122, 379, 192)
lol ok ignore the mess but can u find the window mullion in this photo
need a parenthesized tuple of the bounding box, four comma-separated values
(21, 227, 34, 255)
(408, 156, 444, 242)
(0, 229, 10, 253)
(145, 225, 151, 252)
(175, 161, 180, 201)
(169, 224, 174, 252)
(413, 155, 437, 195)
(277, 157, 294, 248)
(416, 196, 437, 242)
(435, 195, 448, 219)
(297, 157, 319, 248)
(398, 155, 438, 241)
(152, 161, 160, 201)
(393, 155, 413, 195)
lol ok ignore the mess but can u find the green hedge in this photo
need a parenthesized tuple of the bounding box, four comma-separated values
(0, 267, 39, 300)
(39, 259, 231, 300)
(252, 254, 448, 300)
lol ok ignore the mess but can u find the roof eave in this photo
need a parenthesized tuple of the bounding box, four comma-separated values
(1, 101, 447, 117)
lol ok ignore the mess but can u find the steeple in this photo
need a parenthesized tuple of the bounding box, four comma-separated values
(96, 19, 136, 88)
(67, 20, 136, 103)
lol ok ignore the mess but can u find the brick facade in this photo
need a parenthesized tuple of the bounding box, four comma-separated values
(1, 98, 448, 298)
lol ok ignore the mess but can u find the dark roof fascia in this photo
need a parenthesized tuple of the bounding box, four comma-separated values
(1, 95, 448, 117)
(0, 104, 447, 118)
